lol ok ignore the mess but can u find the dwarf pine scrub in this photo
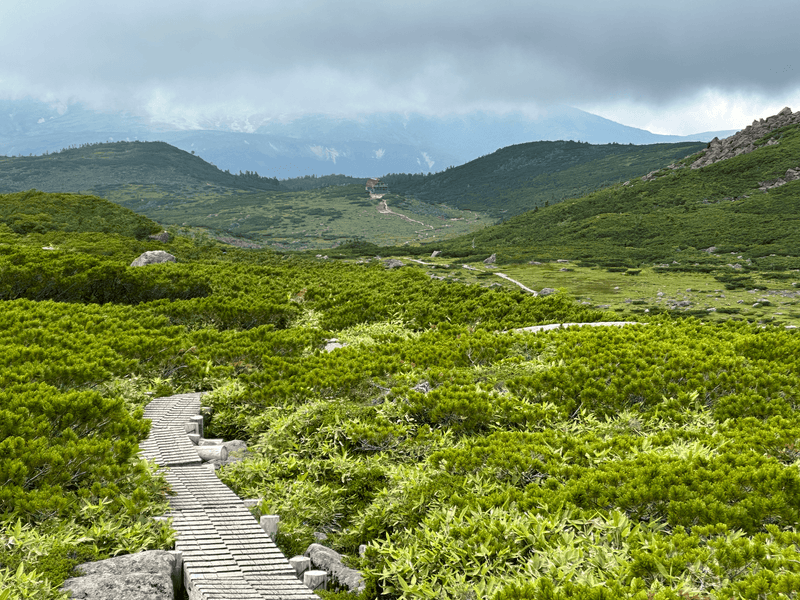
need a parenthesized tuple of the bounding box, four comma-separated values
(2, 197, 800, 598)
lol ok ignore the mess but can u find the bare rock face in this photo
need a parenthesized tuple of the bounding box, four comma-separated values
(483, 253, 497, 264)
(131, 250, 176, 267)
(61, 550, 181, 600)
(305, 543, 366, 593)
(691, 107, 800, 169)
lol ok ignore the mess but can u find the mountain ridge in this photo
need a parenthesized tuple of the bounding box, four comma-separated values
(422, 108, 800, 265)
(0, 99, 736, 178)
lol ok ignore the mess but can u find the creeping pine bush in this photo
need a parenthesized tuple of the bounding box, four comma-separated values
(5, 214, 800, 598)
(211, 314, 800, 599)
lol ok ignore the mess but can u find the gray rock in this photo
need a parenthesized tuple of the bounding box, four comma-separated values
(62, 572, 174, 600)
(305, 543, 366, 594)
(483, 253, 497, 264)
(210, 439, 251, 467)
(130, 250, 176, 267)
(148, 231, 171, 243)
(692, 107, 800, 169)
(538, 288, 557, 296)
(412, 381, 431, 394)
(383, 259, 405, 269)
(431, 250, 441, 258)
(324, 339, 346, 353)
(62, 551, 181, 600)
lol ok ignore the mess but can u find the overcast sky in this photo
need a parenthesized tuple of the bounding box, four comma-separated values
(1, 0, 798, 135)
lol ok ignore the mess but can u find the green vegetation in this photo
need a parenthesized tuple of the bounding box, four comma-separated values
(367, 256, 799, 329)
(0, 190, 160, 238)
(105, 184, 492, 250)
(0, 140, 282, 195)
(281, 174, 364, 191)
(1, 115, 799, 599)
(430, 124, 800, 265)
(0, 139, 712, 251)
(383, 140, 707, 218)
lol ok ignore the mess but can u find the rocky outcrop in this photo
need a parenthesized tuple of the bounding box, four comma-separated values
(304, 543, 366, 594)
(483, 253, 497, 264)
(759, 166, 800, 191)
(691, 107, 800, 169)
(61, 550, 181, 600)
(383, 259, 405, 269)
(130, 250, 176, 267)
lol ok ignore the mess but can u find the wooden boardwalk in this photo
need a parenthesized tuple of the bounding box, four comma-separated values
(140, 393, 319, 600)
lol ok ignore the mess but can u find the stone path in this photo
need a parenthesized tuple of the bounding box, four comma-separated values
(140, 393, 319, 600)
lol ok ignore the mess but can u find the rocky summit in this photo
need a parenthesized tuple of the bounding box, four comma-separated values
(691, 106, 800, 169)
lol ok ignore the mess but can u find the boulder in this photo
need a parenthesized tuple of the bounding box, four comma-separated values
(62, 572, 173, 600)
(383, 259, 405, 269)
(324, 339, 346, 353)
(209, 440, 252, 467)
(62, 550, 181, 600)
(538, 288, 557, 296)
(305, 543, 366, 593)
(148, 231, 171, 243)
(131, 251, 176, 267)
(483, 253, 497, 264)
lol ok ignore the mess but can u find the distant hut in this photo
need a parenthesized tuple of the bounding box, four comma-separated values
(365, 178, 389, 195)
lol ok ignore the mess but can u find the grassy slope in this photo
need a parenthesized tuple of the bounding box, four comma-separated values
(0, 141, 283, 195)
(431, 124, 800, 264)
(383, 140, 707, 217)
(0, 189, 161, 238)
(1, 139, 713, 251)
(4, 192, 800, 599)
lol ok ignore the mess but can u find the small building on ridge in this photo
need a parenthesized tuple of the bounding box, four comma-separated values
(365, 178, 389, 195)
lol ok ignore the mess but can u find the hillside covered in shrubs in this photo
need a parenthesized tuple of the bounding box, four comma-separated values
(2, 184, 800, 599)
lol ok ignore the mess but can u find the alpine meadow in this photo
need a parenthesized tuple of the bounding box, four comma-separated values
(1, 108, 800, 600)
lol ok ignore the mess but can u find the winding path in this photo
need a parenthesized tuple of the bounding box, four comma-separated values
(140, 393, 318, 600)
(377, 198, 432, 228)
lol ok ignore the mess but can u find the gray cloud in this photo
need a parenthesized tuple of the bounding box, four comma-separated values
(1, 0, 798, 129)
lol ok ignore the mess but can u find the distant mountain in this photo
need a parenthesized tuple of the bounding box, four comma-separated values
(0, 140, 283, 196)
(0, 99, 735, 178)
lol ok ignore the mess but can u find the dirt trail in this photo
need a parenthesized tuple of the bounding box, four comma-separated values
(460, 265, 537, 294)
(376, 197, 432, 229)
(495, 272, 538, 295)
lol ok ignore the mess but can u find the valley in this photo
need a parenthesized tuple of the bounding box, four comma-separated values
(2, 108, 800, 600)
